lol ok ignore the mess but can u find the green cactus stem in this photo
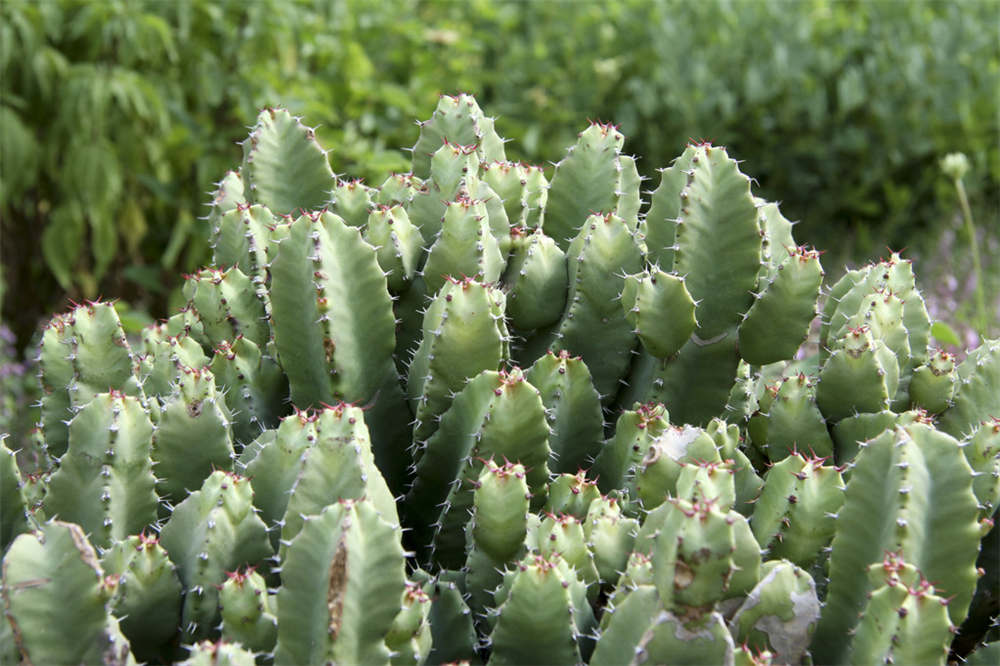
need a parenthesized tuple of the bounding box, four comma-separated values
(274, 499, 406, 665)
(268, 209, 397, 409)
(240, 108, 336, 215)
(219, 566, 277, 655)
(159, 470, 273, 643)
(2, 521, 136, 664)
(102, 532, 183, 662)
(43, 390, 158, 549)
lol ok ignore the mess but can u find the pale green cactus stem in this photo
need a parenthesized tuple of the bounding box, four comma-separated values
(205, 170, 246, 238)
(488, 553, 596, 665)
(583, 495, 638, 588)
(634, 424, 721, 511)
(38, 302, 145, 457)
(2, 521, 137, 664)
(0, 436, 30, 552)
(533, 513, 601, 600)
(240, 108, 336, 215)
(421, 194, 505, 297)
(729, 559, 820, 664)
(940, 339, 1000, 440)
(159, 470, 272, 643)
(816, 325, 898, 423)
(151, 364, 235, 508)
(963, 417, 1000, 520)
(137, 327, 207, 401)
(331, 177, 374, 228)
(549, 212, 642, 401)
(590, 553, 658, 666)
(622, 267, 697, 360)
(101, 532, 183, 663)
(811, 423, 980, 663)
(465, 459, 531, 624)
(750, 373, 834, 463)
(43, 391, 158, 550)
(738, 246, 824, 366)
(545, 470, 601, 518)
(526, 350, 603, 475)
(407, 141, 480, 246)
(592, 401, 670, 499)
(751, 452, 844, 569)
(376, 172, 421, 207)
(503, 227, 568, 332)
(276, 403, 400, 555)
(481, 161, 548, 229)
(410, 93, 506, 181)
(219, 566, 277, 655)
(209, 335, 287, 448)
(844, 552, 954, 665)
(406, 277, 508, 448)
(268, 209, 397, 408)
(274, 499, 407, 665)
(909, 348, 957, 413)
(543, 122, 631, 250)
(364, 204, 423, 294)
(407, 368, 549, 568)
(622, 143, 765, 425)
(634, 611, 735, 666)
(385, 581, 433, 665)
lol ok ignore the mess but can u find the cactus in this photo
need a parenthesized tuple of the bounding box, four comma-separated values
(729, 560, 820, 663)
(240, 108, 336, 215)
(219, 566, 277, 655)
(44, 391, 158, 549)
(488, 553, 596, 665)
(152, 365, 236, 508)
(268, 210, 397, 408)
(1, 521, 136, 664)
(9, 95, 999, 665)
(407, 367, 549, 568)
(526, 351, 603, 474)
(544, 122, 634, 249)
(179, 640, 257, 666)
(810, 423, 981, 663)
(102, 532, 183, 662)
(751, 452, 844, 569)
(548, 212, 643, 401)
(274, 499, 406, 665)
(0, 436, 30, 553)
(159, 470, 272, 642)
(386, 581, 433, 665)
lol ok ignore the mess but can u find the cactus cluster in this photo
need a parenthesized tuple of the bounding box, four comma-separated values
(3, 94, 998, 665)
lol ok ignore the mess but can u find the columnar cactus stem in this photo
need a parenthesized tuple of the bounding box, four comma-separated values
(159, 471, 272, 643)
(811, 424, 980, 663)
(102, 532, 183, 662)
(44, 391, 158, 549)
(275, 499, 406, 665)
(268, 210, 397, 408)
(2, 521, 136, 664)
(240, 108, 336, 215)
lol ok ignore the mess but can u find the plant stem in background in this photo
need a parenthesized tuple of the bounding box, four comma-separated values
(942, 153, 988, 340)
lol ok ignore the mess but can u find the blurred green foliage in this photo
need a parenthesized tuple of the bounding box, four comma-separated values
(2, 0, 997, 353)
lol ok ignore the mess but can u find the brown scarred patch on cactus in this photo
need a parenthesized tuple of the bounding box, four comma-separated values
(326, 535, 348, 640)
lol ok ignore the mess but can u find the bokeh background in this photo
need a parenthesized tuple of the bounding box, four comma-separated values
(2, 0, 998, 437)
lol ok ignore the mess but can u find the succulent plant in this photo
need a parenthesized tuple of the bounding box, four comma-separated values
(2, 94, 997, 665)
